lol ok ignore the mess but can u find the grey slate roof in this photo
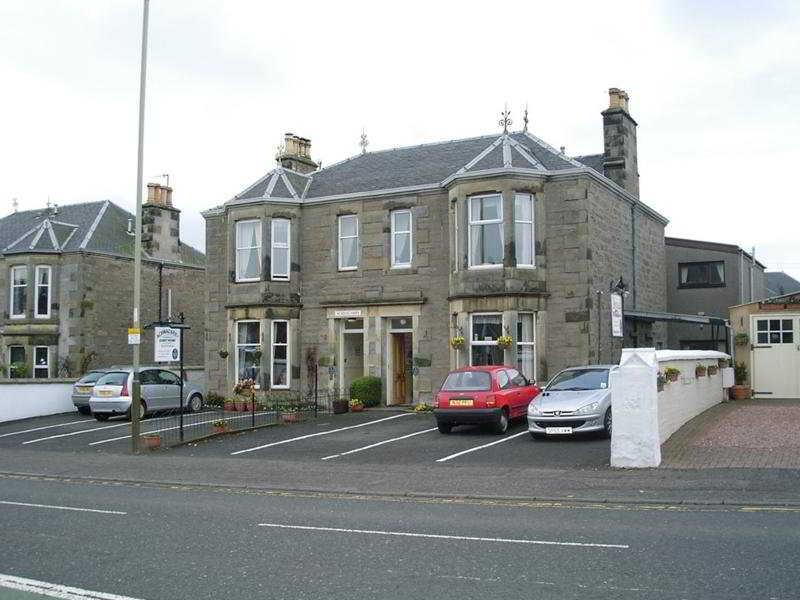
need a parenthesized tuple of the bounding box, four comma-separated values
(230, 131, 581, 203)
(766, 272, 800, 297)
(574, 153, 605, 174)
(0, 200, 205, 267)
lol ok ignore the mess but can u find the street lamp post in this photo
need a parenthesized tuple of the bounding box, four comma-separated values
(130, 0, 150, 453)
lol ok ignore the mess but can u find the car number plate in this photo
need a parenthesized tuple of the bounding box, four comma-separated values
(97, 390, 113, 397)
(545, 426, 573, 435)
(449, 399, 473, 407)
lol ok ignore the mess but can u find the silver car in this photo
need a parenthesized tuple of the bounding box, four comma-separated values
(89, 367, 204, 421)
(527, 365, 616, 439)
(71, 369, 114, 415)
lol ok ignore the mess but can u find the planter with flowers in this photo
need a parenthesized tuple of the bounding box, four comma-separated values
(496, 335, 513, 349)
(695, 364, 707, 378)
(233, 379, 256, 411)
(211, 419, 229, 435)
(141, 434, 161, 450)
(449, 336, 465, 349)
(707, 364, 718, 376)
(664, 367, 680, 383)
(223, 398, 236, 412)
(349, 398, 365, 412)
(732, 362, 751, 400)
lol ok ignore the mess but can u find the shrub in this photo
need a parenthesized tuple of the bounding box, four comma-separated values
(350, 376, 381, 407)
(414, 403, 433, 412)
(206, 392, 225, 407)
(734, 362, 748, 386)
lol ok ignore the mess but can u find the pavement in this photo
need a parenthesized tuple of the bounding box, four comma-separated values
(1, 474, 799, 600)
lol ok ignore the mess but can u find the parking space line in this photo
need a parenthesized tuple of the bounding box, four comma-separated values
(257, 522, 629, 549)
(435, 431, 529, 463)
(0, 418, 95, 439)
(231, 413, 414, 455)
(22, 422, 131, 444)
(88, 411, 274, 445)
(0, 573, 145, 600)
(321, 427, 438, 460)
(0, 500, 127, 515)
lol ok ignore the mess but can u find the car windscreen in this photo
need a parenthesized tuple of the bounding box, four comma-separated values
(77, 372, 105, 385)
(548, 369, 609, 391)
(95, 372, 129, 386)
(441, 371, 492, 391)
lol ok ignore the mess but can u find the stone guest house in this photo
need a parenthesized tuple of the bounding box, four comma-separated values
(204, 89, 668, 405)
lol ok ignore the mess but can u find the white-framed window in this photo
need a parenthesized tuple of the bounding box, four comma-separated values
(270, 218, 290, 281)
(470, 313, 504, 366)
(35, 265, 52, 318)
(235, 320, 261, 386)
(10, 265, 27, 318)
(34, 346, 49, 379)
(390, 209, 412, 268)
(468, 194, 503, 268)
(271, 320, 290, 389)
(514, 193, 535, 267)
(516, 312, 536, 381)
(8, 346, 25, 378)
(338, 214, 359, 270)
(235, 220, 262, 282)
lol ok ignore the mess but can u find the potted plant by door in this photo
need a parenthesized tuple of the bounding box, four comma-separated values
(707, 364, 719, 376)
(732, 362, 751, 400)
(695, 364, 708, 378)
(349, 398, 365, 412)
(734, 333, 749, 347)
(664, 367, 680, 383)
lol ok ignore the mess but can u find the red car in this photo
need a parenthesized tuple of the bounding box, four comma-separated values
(433, 366, 541, 434)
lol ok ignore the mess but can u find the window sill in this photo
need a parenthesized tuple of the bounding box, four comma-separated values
(270, 277, 290, 282)
(9, 315, 26, 320)
(515, 264, 537, 269)
(235, 278, 261, 284)
(338, 267, 358, 272)
(271, 385, 290, 390)
(467, 265, 503, 270)
(677, 283, 726, 289)
(390, 264, 412, 270)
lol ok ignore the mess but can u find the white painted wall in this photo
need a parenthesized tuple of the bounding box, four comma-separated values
(611, 349, 729, 468)
(0, 380, 76, 423)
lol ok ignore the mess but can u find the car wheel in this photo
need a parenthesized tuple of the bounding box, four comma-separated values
(94, 413, 110, 422)
(77, 406, 91, 415)
(125, 401, 147, 421)
(494, 409, 509, 434)
(187, 394, 203, 413)
(602, 408, 612, 438)
(437, 423, 452, 434)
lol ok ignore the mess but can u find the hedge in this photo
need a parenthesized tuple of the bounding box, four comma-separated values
(350, 376, 382, 407)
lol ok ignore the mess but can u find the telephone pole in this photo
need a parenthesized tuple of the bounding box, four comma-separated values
(130, 0, 150, 453)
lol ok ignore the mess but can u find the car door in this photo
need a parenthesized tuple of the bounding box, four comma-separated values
(495, 370, 515, 413)
(139, 370, 161, 409)
(505, 368, 529, 417)
(157, 370, 182, 410)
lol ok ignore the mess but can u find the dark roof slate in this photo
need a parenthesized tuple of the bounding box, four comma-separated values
(574, 153, 605, 173)
(766, 271, 800, 297)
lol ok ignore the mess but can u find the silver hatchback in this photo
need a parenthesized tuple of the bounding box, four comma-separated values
(527, 365, 616, 439)
(89, 367, 204, 421)
(71, 369, 114, 415)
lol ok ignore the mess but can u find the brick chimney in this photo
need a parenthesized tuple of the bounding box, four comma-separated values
(602, 88, 639, 197)
(142, 182, 182, 262)
(277, 132, 318, 174)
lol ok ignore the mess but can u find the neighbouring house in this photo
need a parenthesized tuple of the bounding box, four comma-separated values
(0, 183, 206, 379)
(766, 271, 800, 297)
(730, 291, 800, 399)
(664, 237, 766, 352)
(203, 88, 669, 405)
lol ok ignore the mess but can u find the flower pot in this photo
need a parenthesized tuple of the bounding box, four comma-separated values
(332, 399, 349, 414)
(212, 425, 228, 435)
(350, 404, 364, 412)
(732, 385, 751, 400)
(281, 411, 302, 423)
(707, 366, 718, 376)
(695, 368, 706, 378)
(666, 372, 679, 383)
(224, 400, 236, 412)
(141, 434, 161, 450)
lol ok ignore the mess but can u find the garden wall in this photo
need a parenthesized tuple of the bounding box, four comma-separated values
(0, 379, 77, 423)
(610, 349, 730, 468)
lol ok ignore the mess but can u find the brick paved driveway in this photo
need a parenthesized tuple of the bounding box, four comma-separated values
(662, 399, 800, 469)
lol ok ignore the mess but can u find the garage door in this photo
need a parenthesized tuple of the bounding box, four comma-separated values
(751, 315, 800, 398)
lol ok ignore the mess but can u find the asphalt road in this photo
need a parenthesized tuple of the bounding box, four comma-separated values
(1, 475, 798, 600)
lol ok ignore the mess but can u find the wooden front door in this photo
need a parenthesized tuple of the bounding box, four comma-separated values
(391, 332, 412, 405)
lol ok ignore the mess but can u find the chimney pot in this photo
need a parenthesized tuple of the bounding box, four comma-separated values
(277, 132, 318, 174)
(608, 87, 630, 113)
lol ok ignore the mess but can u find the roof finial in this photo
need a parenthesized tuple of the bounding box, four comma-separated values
(522, 104, 529, 133)
(12, 197, 18, 213)
(499, 103, 512, 134)
(275, 144, 284, 164)
(359, 128, 369, 154)
(46, 197, 51, 209)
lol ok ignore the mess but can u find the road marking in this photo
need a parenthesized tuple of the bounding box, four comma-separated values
(0, 573, 145, 599)
(88, 411, 273, 446)
(231, 412, 413, 455)
(321, 427, 438, 460)
(435, 430, 529, 462)
(257, 522, 629, 549)
(0, 500, 126, 515)
(0, 418, 96, 439)
(22, 422, 131, 444)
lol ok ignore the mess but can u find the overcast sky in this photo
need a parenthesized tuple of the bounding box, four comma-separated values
(1, 0, 798, 279)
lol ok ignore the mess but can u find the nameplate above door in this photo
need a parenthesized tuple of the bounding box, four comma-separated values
(334, 309, 362, 318)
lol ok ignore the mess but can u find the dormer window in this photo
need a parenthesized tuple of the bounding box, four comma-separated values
(468, 195, 503, 268)
(235, 220, 262, 282)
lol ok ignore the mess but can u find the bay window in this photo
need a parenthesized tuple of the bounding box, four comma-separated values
(271, 320, 290, 389)
(468, 195, 503, 267)
(235, 321, 261, 385)
(35, 265, 52, 318)
(391, 209, 412, 268)
(514, 193, 535, 267)
(470, 313, 504, 366)
(516, 313, 536, 381)
(235, 220, 262, 282)
(338, 215, 359, 270)
(10, 265, 27, 318)
(270, 219, 290, 281)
